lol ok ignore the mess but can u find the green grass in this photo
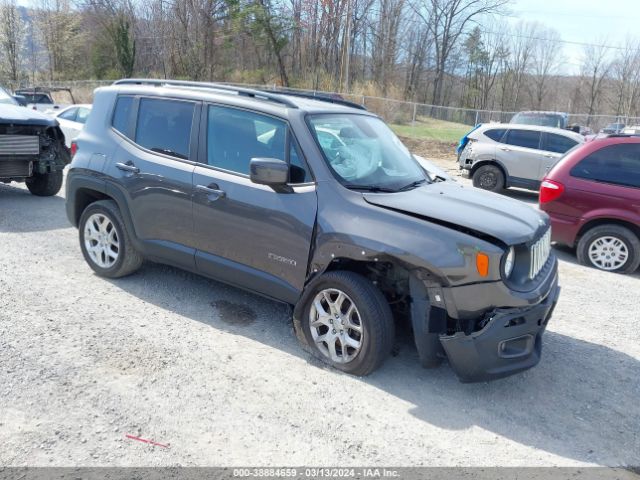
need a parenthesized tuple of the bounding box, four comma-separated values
(391, 117, 472, 144)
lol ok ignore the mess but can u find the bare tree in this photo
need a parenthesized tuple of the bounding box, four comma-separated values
(579, 40, 611, 123)
(529, 26, 563, 110)
(503, 21, 538, 110)
(610, 38, 640, 119)
(35, 0, 83, 80)
(0, 0, 25, 82)
(411, 0, 509, 106)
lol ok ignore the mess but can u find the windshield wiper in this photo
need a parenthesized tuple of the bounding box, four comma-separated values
(151, 147, 188, 160)
(396, 179, 428, 191)
(344, 184, 399, 193)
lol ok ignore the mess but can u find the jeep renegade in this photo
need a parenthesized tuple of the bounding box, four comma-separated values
(65, 79, 560, 382)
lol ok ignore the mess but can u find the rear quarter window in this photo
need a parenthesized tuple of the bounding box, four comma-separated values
(483, 129, 506, 142)
(111, 96, 134, 137)
(571, 143, 640, 188)
(545, 133, 578, 154)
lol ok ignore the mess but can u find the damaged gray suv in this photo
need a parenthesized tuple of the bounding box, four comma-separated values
(65, 79, 559, 382)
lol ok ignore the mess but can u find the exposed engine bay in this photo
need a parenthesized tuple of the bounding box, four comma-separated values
(0, 124, 69, 181)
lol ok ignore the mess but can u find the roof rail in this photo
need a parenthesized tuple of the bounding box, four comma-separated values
(112, 78, 299, 109)
(262, 88, 367, 110)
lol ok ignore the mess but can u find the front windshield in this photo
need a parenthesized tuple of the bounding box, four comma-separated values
(0, 87, 16, 105)
(308, 114, 427, 191)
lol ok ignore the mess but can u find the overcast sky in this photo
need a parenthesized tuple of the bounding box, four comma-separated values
(508, 0, 639, 74)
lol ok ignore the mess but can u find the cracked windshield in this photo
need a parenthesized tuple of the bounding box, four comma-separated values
(309, 114, 427, 191)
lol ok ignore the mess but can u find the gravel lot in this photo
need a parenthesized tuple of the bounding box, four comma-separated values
(1, 162, 638, 468)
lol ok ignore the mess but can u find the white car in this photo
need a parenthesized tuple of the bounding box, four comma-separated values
(55, 104, 92, 147)
(458, 123, 584, 192)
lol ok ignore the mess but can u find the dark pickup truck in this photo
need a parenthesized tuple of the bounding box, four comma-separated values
(0, 85, 70, 196)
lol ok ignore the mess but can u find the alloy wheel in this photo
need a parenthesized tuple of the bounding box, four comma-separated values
(309, 288, 364, 364)
(84, 213, 120, 269)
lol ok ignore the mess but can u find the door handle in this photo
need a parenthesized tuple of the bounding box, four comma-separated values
(115, 162, 140, 174)
(543, 153, 555, 158)
(196, 184, 226, 199)
(499, 147, 511, 152)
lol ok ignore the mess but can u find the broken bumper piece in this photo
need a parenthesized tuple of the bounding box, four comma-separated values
(440, 285, 560, 383)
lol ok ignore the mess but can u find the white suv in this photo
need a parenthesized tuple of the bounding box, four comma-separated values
(458, 124, 584, 192)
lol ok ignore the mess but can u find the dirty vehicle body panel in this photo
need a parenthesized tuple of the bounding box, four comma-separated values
(66, 80, 560, 382)
(0, 100, 70, 185)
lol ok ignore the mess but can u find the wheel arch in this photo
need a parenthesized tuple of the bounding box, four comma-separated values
(295, 255, 448, 368)
(470, 159, 508, 183)
(66, 174, 144, 252)
(576, 218, 640, 245)
(73, 187, 111, 225)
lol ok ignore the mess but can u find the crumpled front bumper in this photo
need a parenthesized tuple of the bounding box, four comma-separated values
(439, 284, 560, 383)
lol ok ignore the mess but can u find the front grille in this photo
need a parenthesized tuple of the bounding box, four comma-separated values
(0, 135, 40, 156)
(529, 228, 551, 279)
(0, 159, 32, 177)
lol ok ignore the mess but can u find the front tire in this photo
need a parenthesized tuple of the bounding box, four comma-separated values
(299, 271, 394, 376)
(472, 164, 505, 192)
(26, 171, 63, 196)
(78, 200, 143, 278)
(576, 224, 640, 274)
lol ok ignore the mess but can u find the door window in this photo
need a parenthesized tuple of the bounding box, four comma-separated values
(58, 107, 77, 121)
(135, 98, 194, 159)
(571, 144, 640, 188)
(207, 105, 310, 183)
(505, 129, 541, 150)
(545, 133, 577, 154)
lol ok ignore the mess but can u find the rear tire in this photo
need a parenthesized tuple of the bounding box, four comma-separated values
(576, 224, 640, 274)
(472, 164, 504, 193)
(78, 200, 143, 278)
(26, 171, 63, 196)
(298, 271, 394, 376)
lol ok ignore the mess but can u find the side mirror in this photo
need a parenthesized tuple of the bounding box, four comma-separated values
(250, 158, 289, 186)
(13, 95, 27, 106)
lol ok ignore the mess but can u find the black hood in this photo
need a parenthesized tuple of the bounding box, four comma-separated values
(363, 182, 548, 245)
(0, 104, 58, 127)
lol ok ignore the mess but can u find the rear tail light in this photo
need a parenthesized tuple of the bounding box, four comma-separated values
(70, 141, 78, 158)
(539, 179, 564, 204)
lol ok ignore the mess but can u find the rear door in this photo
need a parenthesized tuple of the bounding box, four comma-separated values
(540, 132, 579, 179)
(192, 104, 317, 303)
(497, 128, 543, 185)
(105, 95, 200, 269)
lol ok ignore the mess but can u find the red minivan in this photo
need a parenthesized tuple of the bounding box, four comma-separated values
(539, 135, 640, 273)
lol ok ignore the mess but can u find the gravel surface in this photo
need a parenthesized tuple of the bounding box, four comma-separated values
(1, 169, 638, 468)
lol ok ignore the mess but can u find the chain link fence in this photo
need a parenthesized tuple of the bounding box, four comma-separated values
(13, 79, 640, 139)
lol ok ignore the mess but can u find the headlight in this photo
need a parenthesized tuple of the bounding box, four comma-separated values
(503, 246, 515, 277)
